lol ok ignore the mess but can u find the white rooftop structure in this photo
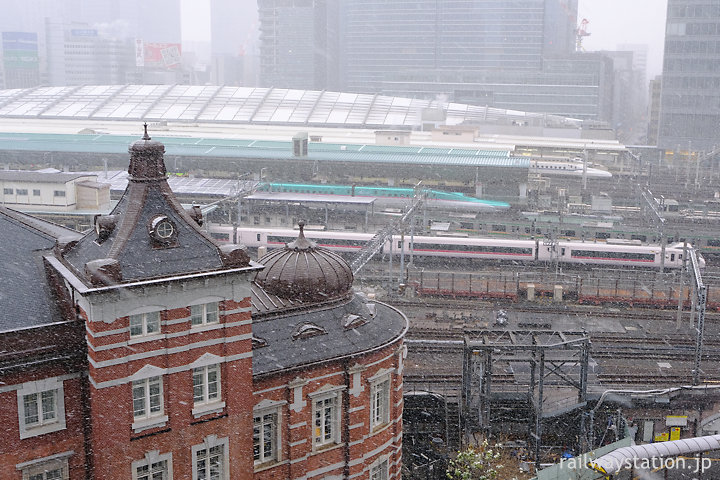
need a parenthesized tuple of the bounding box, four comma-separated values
(0, 85, 583, 128)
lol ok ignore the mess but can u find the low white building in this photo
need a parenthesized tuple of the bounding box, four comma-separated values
(0, 171, 110, 212)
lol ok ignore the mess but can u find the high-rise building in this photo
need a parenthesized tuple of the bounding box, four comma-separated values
(658, 0, 720, 150)
(258, 0, 339, 90)
(342, 0, 578, 94)
(0, 0, 182, 86)
(255, 0, 619, 122)
(209, 0, 259, 86)
(1, 32, 41, 88)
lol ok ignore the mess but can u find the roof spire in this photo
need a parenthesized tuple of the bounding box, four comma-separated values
(287, 219, 314, 251)
(142, 122, 151, 140)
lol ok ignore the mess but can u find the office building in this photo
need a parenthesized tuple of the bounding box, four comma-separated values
(258, 0, 339, 90)
(342, 0, 578, 94)
(658, 0, 720, 150)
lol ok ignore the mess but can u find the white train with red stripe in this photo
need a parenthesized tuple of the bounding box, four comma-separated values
(208, 226, 703, 270)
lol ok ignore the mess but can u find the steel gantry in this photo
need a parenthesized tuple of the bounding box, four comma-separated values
(349, 187, 426, 276)
(689, 248, 708, 386)
(462, 329, 590, 470)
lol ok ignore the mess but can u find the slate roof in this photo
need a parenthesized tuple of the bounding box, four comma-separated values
(252, 294, 407, 376)
(0, 207, 78, 332)
(61, 184, 230, 283)
(60, 130, 252, 286)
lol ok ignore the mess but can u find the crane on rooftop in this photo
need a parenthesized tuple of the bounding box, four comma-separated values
(576, 18, 590, 52)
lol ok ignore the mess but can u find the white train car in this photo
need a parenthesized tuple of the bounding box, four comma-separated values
(389, 235, 536, 261)
(530, 159, 613, 178)
(208, 226, 703, 270)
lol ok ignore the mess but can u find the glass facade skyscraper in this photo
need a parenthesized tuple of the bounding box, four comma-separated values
(659, 1, 720, 150)
(258, 0, 339, 91)
(256, 0, 619, 121)
(342, 0, 562, 93)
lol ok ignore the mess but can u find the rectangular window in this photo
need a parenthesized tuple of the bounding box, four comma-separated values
(131, 452, 172, 480)
(53, 190, 66, 197)
(135, 460, 169, 480)
(370, 379, 391, 429)
(16, 188, 28, 195)
(17, 378, 66, 439)
(194, 444, 224, 480)
(129, 311, 160, 337)
(313, 395, 339, 447)
(190, 302, 219, 326)
(33, 189, 41, 196)
(253, 410, 278, 464)
(370, 459, 389, 480)
(132, 376, 163, 420)
(3, 188, 13, 194)
(193, 365, 220, 405)
(23, 390, 57, 427)
(19, 457, 70, 480)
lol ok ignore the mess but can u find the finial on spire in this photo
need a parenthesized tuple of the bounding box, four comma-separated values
(142, 122, 151, 140)
(298, 219, 306, 238)
(287, 219, 314, 251)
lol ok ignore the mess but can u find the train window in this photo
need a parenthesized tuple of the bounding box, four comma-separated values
(571, 249, 655, 261)
(671, 254, 675, 261)
(256, 234, 261, 242)
(561, 248, 566, 255)
(560, 230, 576, 237)
(708, 239, 720, 247)
(525, 227, 532, 234)
(491, 224, 506, 232)
(210, 232, 230, 242)
(631, 235, 647, 242)
(595, 232, 611, 240)
(413, 242, 532, 256)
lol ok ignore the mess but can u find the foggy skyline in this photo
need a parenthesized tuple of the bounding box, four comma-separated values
(182, 0, 668, 77)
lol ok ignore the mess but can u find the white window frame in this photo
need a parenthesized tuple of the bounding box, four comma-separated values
(192, 435, 229, 480)
(253, 405, 282, 466)
(131, 375, 167, 432)
(16, 451, 72, 480)
(311, 389, 343, 449)
(17, 377, 66, 439)
(190, 302, 219, 327)
(131, 450, 173, 480)
(192, 364, 225, 417)
(370, 377, 391, 430)
(369, 457, 389, 480)
(129, 311, 161, 337)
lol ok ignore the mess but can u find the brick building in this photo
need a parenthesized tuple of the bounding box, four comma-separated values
(0, 126, 407, 479)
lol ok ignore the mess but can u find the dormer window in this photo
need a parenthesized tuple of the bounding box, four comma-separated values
(292, 322, 327, 340)
(147, 215, 178, 247)
(155, 219, 174, 239)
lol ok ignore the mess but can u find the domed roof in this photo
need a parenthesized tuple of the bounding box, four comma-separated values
(254, 221, 354, 302)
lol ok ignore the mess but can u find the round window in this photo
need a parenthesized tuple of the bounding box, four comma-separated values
(155, 219, 174, 238)
(149, 215, 177, 244)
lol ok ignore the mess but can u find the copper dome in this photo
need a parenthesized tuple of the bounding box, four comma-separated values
(254, 221, 354, 302)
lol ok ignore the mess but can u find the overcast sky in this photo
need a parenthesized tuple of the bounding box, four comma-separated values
(181, 0, 669, 77)
(578, 0, 668, 76)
